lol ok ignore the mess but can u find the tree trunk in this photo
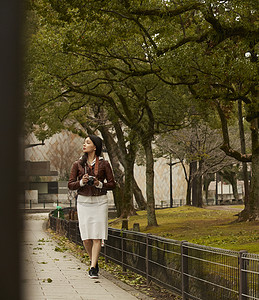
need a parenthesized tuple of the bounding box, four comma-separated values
(203, 173, 214, 205)
(191, 161, 198, 206)
(197, 160, 203, 207)
(238, 99, 250, 205)
(186, 179, 192, 205)
(239, 118, 259, 221)
(227, 172, 239, 201)
(143, 139, 158, 227)
(232, 179, 239, 202)
(113, 122, 137, 216)
(121, 155, 135, 218)
(216, 102, 258, 220)
(133, 178, 147, 210)
(220, 169, 239, 201)
(112, 185, 124, 217)
(191, 160, 203, 207)
(98, 125, 125, 217)
(215, 172, 219, 205)
(113, 122, 146, 211)
(181, 159, 191, 205)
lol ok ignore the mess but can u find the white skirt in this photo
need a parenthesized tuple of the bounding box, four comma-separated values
(77, 194, 108, 240)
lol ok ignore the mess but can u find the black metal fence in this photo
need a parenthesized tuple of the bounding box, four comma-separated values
(49, 215, 259, 300)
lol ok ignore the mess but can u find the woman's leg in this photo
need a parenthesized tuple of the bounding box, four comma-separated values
(91, 239, 101, 268)
(83, 239, 93, 261)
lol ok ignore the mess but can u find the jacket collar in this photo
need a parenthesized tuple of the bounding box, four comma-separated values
(89, 156, 103, 166)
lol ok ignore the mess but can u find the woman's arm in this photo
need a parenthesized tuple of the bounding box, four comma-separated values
(68, 162, 81, 190)
(103, 161, 116, 190)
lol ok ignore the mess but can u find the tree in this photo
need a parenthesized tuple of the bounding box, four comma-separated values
(156, 122, 237, 206)
(26, 1, 194, 226)
(219, 165, 240, 202)
(27, 0, 258, 221)
(120, 0, 258, 220)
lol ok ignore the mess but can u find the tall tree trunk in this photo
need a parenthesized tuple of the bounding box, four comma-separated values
(133, 178, 147, 210)
(143, 139, 158, 227)
(121, 154, 135, 218)
(112, 185, 124, 217)
(191, 160, 203, 207)
(226, 172, 239, 201)
(230, 173, 239, 202)
(197, 160, 203, 207)
(180, 159, 191, 205)
(239, 118, 259, 221)
(113, 122, 137, 216)
(113, 122, 146, 210)
(216, 102, 257, 220)
(203, 173, 214, 205)
(220, 169, 239, 201)
(191, 161, 198, 206)
(238, 99, 250, 205)
(98, 125, 125, 217)
(186, 179, 192, 206)
(215, 172, 219, 205)
(232, 179, 239, 202)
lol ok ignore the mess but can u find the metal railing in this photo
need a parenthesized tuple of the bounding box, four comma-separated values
(49, 215, 259, 300)
(22, 199, 74, 209)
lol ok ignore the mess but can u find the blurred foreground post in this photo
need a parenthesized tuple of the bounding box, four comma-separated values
(0, 1, 24, 299)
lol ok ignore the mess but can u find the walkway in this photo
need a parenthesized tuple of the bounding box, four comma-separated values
(21, 213, 144, 300)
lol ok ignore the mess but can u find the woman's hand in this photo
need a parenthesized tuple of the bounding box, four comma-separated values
(93, 177, 100, 187)
(82, 174, 89, 184)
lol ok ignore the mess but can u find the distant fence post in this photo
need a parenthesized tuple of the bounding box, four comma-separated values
(146, 234, 151, 285)
(181, 241, 189, 300)
(133, 223, 140, 232)
(122, 219, 128, 230)
(239, 250, 248, 300)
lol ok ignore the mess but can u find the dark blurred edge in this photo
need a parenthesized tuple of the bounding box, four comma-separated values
(0, 1, 24, 299)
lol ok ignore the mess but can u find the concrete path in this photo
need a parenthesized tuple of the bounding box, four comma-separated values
(204, 205, 244, 212)
(21, 213, 141, 300)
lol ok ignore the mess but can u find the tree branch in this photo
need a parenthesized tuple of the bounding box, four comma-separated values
(216, 102, 252, 162)
(220, 144, 252, 162)
(157, 32, 210, 56)
(130, 3, 203, 17)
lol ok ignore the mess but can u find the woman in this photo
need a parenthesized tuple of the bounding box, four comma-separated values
(68, 135, 116, 279)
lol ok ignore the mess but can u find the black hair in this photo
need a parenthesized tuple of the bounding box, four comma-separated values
(88, 135, 103, 156)
(79, 135, 103, 167)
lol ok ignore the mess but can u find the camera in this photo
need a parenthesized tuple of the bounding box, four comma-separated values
(87, 176, 95, 186)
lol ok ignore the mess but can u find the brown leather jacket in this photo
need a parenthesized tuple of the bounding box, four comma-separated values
(68, 159, 116, 196)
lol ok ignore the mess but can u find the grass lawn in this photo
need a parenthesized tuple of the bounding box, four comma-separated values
(109, 205, 259, 254)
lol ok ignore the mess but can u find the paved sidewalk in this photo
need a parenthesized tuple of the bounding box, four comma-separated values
(21, 214, 140, 300)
